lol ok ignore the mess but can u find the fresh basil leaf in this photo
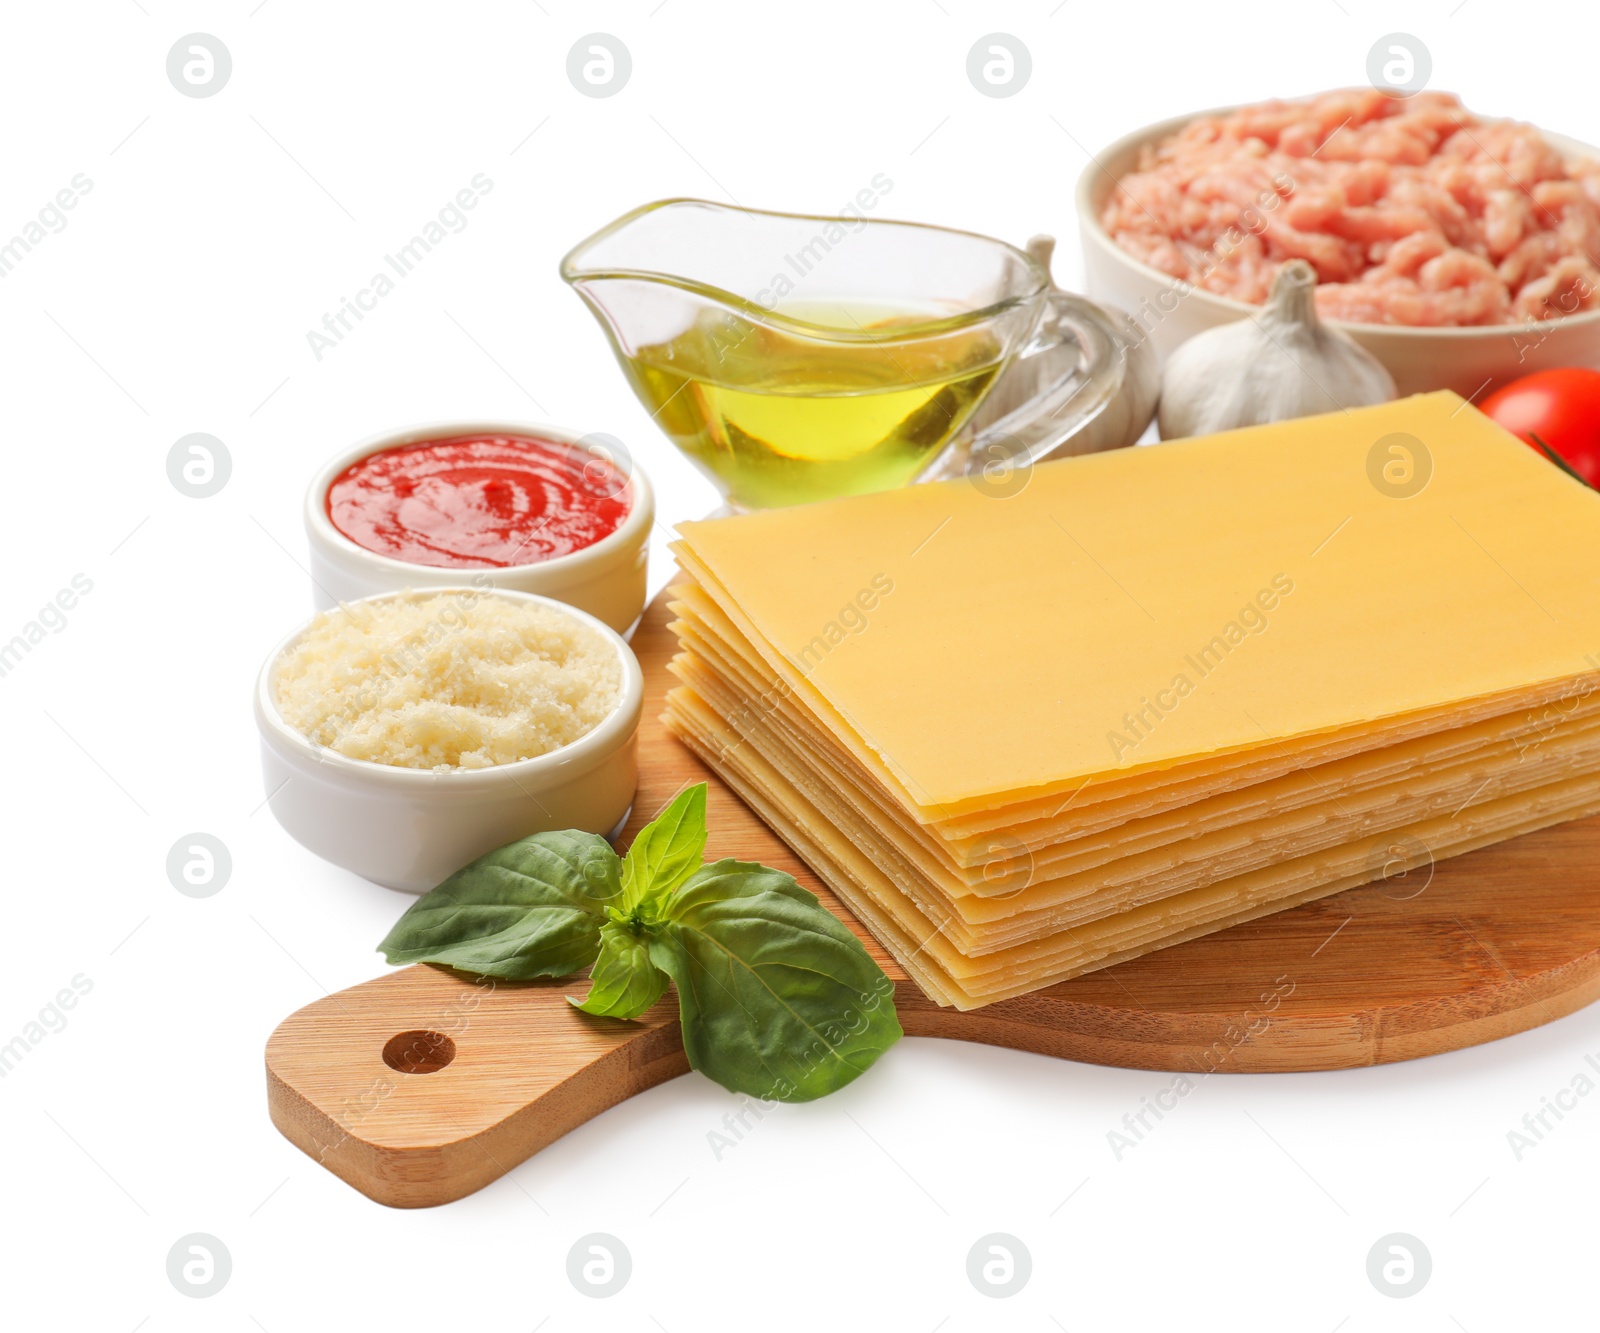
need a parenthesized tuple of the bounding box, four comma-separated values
(570, 921, 671, 1019)
(620, 782, 708, 912)
(645, 859, 902, 1102)
(378, 830, 622, 979)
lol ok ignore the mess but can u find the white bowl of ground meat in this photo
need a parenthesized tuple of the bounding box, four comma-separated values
(1077, 89, 1600, 397)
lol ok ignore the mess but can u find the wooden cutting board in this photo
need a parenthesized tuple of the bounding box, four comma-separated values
(266, 590, 1600, 1207)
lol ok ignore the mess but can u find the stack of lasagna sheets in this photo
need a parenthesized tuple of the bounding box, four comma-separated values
(664, 393, 1600, 1008)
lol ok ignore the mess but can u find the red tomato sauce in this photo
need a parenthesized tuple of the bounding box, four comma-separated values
(327, 434, 631, 568)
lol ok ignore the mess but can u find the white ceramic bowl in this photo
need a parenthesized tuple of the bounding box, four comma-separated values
(305, 420, 654, 635)
(254, 587, 644, 892)
(1076, 108, 1600, 397)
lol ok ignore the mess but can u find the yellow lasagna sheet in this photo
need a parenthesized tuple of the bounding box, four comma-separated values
(674, 393, 1600, 820)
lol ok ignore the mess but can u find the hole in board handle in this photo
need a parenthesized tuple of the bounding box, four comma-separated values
(382, 1029, 456, 1074)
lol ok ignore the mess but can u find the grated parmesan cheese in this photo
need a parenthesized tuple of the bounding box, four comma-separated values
(273, 592, 622, 770)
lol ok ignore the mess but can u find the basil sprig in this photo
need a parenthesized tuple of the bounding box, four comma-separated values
(377, 784, 902, 1102)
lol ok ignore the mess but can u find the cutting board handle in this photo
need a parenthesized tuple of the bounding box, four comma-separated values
(265, 963, 687, 1208)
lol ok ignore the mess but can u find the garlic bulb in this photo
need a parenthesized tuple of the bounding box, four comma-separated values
(1157, 260, 1396, 440)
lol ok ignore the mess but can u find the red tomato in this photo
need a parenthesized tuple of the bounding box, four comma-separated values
(1480, 368, 1600, 486)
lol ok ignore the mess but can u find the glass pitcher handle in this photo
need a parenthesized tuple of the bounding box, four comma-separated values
(955, 289, 1128, 481)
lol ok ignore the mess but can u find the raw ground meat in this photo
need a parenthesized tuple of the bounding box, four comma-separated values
(1101, 89, 1600, 326)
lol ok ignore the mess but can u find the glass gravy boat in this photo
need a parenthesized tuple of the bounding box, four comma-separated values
(562, 199, 1122, 510)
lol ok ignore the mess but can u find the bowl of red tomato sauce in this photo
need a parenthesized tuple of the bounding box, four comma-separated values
(305, 423, 653, 634)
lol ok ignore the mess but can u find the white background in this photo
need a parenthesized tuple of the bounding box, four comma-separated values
(4, 1, 1598, 1329)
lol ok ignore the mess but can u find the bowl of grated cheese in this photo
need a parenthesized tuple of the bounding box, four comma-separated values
(253, 586, 643, 892)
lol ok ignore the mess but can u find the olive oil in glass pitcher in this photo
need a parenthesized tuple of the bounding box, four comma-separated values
(563, 200, 1120, 510)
